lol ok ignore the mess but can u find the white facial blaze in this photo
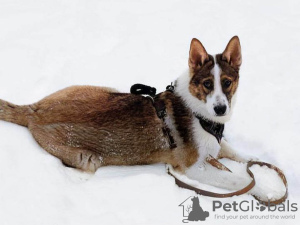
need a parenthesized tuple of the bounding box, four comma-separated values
(206, 56, 229, 117)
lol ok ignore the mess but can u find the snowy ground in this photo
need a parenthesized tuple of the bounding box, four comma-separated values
(0, 0, 300, 224)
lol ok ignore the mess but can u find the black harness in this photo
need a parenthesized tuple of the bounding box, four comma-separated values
(130, 83, 177, 149)
(195, 115, 224, 143)
(130, 83, 224, 148)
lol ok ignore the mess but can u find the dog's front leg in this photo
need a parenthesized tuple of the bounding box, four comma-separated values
(218, 139, 257, 163)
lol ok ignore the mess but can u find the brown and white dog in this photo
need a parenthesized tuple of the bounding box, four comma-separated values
(0, 36, 252, 191)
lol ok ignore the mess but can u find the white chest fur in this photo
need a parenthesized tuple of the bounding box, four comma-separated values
(174, 70, 223, 168)
(191, 116, 221, 164)
(184, 117, 222, 181)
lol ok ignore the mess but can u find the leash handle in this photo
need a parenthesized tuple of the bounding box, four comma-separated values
(247, 161, 288, 205)
(130, 84, 156, 97)
(168, 160, 288, 205)
(168, 165, 255, 198)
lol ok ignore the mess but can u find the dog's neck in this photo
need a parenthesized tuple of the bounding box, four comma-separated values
(194, 114, 224, 143)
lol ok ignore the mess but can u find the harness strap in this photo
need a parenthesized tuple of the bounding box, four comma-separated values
(130, 83, 156, 96)
(153, 98, 177, 149)
(130, 83, 177, 149)
(195, 115, 224, 143)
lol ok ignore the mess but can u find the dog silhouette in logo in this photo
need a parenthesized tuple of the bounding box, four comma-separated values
(188, 197, 209, 221)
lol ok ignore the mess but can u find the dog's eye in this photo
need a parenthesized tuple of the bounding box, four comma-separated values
(203, 80, 213, 89)
(223, 80, 232, 88)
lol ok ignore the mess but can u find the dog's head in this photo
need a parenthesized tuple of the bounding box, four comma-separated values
(179, 36, 242, 124)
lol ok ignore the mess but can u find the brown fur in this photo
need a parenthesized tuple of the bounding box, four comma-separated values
(189, 55, 215, 102)
(188, 53, 240, 105)
(0, 37, 242, 173)
(216, 54, 239, 103)
(0, 85, 198, 172)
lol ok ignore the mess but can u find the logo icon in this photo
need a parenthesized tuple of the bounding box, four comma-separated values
(179, 196, 209, 222)
(256, 202, 267, 212)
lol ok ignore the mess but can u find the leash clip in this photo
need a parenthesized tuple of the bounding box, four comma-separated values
(166, 82, 175, 92)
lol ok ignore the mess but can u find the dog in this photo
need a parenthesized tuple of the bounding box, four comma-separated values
(188, 197, 209, 221)
(0, 36, 253, 191)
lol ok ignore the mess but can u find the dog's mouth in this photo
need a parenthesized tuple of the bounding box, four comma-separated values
(214, 114, 228, 118)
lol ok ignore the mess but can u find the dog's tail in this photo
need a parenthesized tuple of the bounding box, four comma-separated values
(0, 99, 31, 127)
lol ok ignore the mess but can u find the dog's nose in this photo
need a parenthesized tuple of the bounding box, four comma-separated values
(214, 105, 227, 116)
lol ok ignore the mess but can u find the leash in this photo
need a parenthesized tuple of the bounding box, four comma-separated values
(130, 83, 288, 205)
(168, 157, 288, 205)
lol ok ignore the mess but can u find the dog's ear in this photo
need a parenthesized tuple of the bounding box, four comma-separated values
(189, 38, 209, 70)
(222, 36, 242, 71)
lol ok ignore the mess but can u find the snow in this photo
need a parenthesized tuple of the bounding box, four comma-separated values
(0, 0, 300, 224)
(170, 159, 287, 202)
(249, 164, 287, 202)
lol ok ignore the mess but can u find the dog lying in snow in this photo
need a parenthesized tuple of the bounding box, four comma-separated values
(0, 36, 256, 191)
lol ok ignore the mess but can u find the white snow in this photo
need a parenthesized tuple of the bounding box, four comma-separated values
(249, 164, 287, 202)
(170, 159, 287, 202)
(0, 0, 300, 224)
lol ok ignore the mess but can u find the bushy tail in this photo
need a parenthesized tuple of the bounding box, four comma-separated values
(0, 99, 30, 127)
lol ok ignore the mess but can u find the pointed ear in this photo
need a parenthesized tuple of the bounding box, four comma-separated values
(222, 36, 242, 71)
(189, 38, 209, 70)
